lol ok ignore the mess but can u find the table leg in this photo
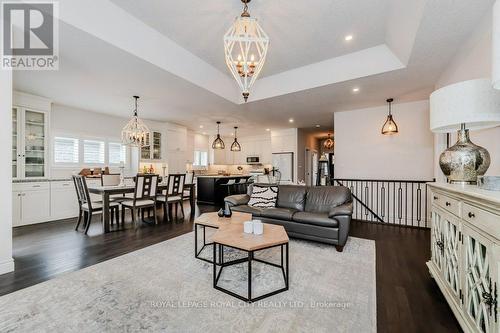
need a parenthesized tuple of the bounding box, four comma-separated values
(286, 243, 289, 289)
(190, 184, 196, 216)
(102, 192, 110, 233)
(248, 251, 253, 301)
(213, 243, 217, 288)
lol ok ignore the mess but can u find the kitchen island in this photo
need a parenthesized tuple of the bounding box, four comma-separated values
(196, 175, 251, 206)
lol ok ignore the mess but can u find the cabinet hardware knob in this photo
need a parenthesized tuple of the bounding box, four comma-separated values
(445, 202, 451, 206)
(433, 196, 438, 200)
(468, 212, 475, 218)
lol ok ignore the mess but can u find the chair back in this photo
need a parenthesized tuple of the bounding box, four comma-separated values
(72, 175, 92, 209)
(227, 179, 236, 185)
(167, 174, 186, 197)
(185, 171, 194, 184)
(134, 174, 159, 201)
(101, 174, 121, 186)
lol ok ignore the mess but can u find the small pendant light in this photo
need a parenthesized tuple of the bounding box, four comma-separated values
(323, 133, 334, 150)
(231, 126, 242, 151)
(381, 98, 399, 135)
(212, 121, 225, 149)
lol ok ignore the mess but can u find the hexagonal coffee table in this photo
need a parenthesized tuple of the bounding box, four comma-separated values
(212, 223, 289, 303)
(194, 212, 252, 264)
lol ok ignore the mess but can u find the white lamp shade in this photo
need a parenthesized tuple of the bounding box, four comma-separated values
(494, 0, 500, 89)
(430, 78, 500, 133)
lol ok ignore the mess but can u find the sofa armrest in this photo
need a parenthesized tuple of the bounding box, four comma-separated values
(225, 194, 250, 207)
(328, 202, 353, 218)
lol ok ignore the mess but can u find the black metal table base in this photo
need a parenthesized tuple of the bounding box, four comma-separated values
(195, 223, 222, 265)
(212, 242, 289, 303)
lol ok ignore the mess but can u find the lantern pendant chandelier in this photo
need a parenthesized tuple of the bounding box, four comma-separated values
(224, 0, 269, 102)
(212, 121, 225, 149)
(323, 133, 334, 150)
(121, 96, 151, 147)
(381, 98, 399, 135)
(231, 126, 242, 151)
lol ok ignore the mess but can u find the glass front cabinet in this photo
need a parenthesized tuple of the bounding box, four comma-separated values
(12, 107, 48, 179)
(140, 131, 162, 161)
(427, 184, 499, 333)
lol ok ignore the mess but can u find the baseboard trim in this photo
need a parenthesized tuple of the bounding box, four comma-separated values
(0, 258, 14, 275)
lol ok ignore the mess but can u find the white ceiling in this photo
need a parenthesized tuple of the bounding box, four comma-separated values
(110, 0, 390, 77)
(13, 0, 495, 137)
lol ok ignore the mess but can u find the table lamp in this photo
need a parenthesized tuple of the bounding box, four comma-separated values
(430, 79, 500, 184)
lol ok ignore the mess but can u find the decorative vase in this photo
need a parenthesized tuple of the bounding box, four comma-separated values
(439, 127, 490, 184)
(224, 206, 232, 218)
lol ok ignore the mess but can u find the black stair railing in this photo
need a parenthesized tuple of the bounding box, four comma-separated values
(334, 178, 434, 228)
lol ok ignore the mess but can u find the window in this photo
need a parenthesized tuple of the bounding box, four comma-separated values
(108, 142, 127, 165)
(83, 140, 105, 164)
(193, 150, 208, 167)
(53, 137, 79, 164)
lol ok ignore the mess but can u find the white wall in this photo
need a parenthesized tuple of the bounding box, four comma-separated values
(0, 69, 14, 275)
(435, 11, 500, 176)
(334, 100, 434, 180)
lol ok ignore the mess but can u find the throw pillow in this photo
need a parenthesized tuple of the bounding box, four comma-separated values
(248, 185, 278, 208)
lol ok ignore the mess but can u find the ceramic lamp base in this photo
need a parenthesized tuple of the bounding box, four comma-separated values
(439, 127, 490, 184)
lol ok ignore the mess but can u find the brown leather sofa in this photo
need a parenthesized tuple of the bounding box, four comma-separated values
(225, 185, 353, 252)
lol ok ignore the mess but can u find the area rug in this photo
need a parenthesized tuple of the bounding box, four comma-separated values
(0, 232, 376, 333)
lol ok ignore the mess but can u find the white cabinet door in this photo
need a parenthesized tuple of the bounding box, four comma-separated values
(21, 189, 50, 225)
(462, 225, 496, 333)
(442, 211, 461, 305)
(167, 128, 187, 152)
(12, 192, 22, 227)
(261, 140, 272, 164)
(212, 148, 226, 165)
(431, 209, 445, 274)
(51, 181, 79, 220)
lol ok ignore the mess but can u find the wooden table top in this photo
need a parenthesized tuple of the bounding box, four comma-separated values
(194, 212, 252, 228)
(212, 223, 289, 251)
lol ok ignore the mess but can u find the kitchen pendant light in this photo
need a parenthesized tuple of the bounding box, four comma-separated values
(323, 133, 334, 150)
(212, 121, 225, 149)
(381, 98, 399, 135)
(121, 96, 150, 147)
(224, 0, 269, 102)
(231, 126, 242, 151)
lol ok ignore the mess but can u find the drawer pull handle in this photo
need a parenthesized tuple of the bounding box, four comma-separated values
(445, 202, 451, 206)
(433, 196, 438, 200)
(32, 185, 41, 188)
(468, 212, 475, 218)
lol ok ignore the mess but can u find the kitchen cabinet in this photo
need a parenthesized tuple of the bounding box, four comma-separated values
(50, 181, 79, 220)
(167, 128, 187, 152)
(12, 107, 49, 180)
(212, 147, 226, 165)
(12, 182, 50, 226)
(141, 131, 162, 161)
(427, 183, 500, 333)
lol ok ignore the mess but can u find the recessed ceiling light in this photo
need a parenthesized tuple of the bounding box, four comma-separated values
(266, 128, 270, 131)
(345, 35, 353, 41)
(315, 124, 321, 128)
(352, 87, 360, 93)
(289, 118, 294, 123)
(199, 125, 204, 128)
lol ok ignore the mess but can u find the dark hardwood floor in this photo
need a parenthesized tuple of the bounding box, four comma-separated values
(0, 203, 461, 332)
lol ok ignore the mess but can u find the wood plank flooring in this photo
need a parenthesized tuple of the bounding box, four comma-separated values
(0, 203, 461, 332)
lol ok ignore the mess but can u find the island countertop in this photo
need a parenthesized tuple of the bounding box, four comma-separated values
(196, 174, 251, 179)
(196, 175, 251, 205)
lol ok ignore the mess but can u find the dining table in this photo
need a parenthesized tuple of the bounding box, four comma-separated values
(87, 182, 196, 233)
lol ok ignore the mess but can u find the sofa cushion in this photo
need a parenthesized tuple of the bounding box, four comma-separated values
(304, 186, 351, 213)
(292, 211, 338, 228)
(277, 185, 307, 211)
(248, 185, 278, 208)
(231, 205, 263, 217)
(260, 207, 298, 220)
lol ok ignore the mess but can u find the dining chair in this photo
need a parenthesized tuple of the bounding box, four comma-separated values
(120, 174, 159, 226)
(157, 173, 185, 222)
(182, 171, 194, 201)
(72, 175, 120, 235)
(101, 174, 129, 202)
